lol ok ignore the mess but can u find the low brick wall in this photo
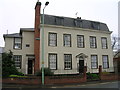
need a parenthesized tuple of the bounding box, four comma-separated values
(99, 65, 120, 81)
(100, 74, 119, 81)
(2, 77, 41, 85)
(2, 75, 86, 85)
(45, 75, 86, 85)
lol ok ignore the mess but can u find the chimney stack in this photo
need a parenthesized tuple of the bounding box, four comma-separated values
(34, 1, 41, 73)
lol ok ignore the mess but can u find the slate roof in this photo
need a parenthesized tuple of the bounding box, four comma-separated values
(3, 28, 34, 38)
(4, 14, 110, 38)
(3, 33, 22, 38)
(43, 14, 109, 31)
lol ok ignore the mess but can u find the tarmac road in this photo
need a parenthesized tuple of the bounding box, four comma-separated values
(2, 81, 120, 90)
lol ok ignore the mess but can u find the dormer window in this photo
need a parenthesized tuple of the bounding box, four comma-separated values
(55, 17, 64, 26)
(91, 22, 100, 30)
(14, 38, 22, 49)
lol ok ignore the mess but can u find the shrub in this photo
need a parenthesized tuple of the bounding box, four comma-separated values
(87, 72, 99, 80)
(35, 68, 54, 76)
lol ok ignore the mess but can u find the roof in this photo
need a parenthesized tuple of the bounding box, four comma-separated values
(20, 28, 34, 32)
(3, 28, 34, 38)
(43, 14, 109, 31)
(3, 33, 22, 38)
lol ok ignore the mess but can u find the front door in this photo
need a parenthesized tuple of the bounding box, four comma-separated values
(28, 60, 33, 74)
(79, 60, 84, 73)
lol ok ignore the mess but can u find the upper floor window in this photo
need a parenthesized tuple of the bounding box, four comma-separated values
(102, 55, 109, 69)
(90, 36, 97, 48)
(91, 55, 98, 69)
(13, 55, 22, 69)
(48, 53, 57, 70)
(48, 33, 57, 46)
(64, 54, 72, 70)
(101, 37, 108, 49)
(77, 35, 84, 48)
(14, 38, 22, 49)
(63, 34, 71, 47)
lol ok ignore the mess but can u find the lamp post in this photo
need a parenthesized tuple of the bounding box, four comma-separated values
(41, 1, 49, 85)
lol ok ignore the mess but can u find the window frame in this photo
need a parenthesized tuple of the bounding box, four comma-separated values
(64, 54, 72, 70)
(13, 55, 22, 69)
(90, 36, 97, 48)
(48, 53, 57, 70)
(63, 34, 71, 47)
(102, 55, 109, 69)
(13, 37, 22, 50)
(77, 35, 85, 48)
(101, 37, 108, 49)
(48, 32, 57, 47)
(91, 55, 98, 69)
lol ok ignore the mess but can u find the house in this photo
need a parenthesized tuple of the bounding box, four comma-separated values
(3, 1, 114, 75)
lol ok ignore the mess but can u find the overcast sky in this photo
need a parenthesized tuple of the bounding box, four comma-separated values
(0, 0, 119, 47)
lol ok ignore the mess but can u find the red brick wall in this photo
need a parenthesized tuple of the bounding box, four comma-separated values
(100, 74, 119, 81)
(34, 2, 41, 73)
(99, 65, 120, 81)
(2, 77, 41, 85)
(45, 75, 86, 85)
(2, 76, 86, 85)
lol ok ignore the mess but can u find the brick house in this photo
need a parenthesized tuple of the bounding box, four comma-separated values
(3, 1, 114, 75)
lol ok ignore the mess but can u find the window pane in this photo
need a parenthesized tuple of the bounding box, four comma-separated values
(14, 38, 22, 49)
(64, 34, 71, 47)
(49, 33, 57, 46)
(102, 55, 109, 68)
(14, 55, 22, 68)
(77, 35, 84, 48)
(64, 54, 72, 69)
(90, 37, 96, 48)
(49, 54, 57, 70)
(101, 38, 107, 49)
(91, 55, 97, 68)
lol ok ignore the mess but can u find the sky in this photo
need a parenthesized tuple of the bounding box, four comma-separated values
(0, 0, 119, 47)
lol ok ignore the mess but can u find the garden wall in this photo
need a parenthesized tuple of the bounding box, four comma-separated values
(99, 65, 120, 81)
(2, 66, 87, 85)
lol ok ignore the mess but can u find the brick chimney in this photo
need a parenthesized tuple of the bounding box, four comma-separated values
(34, 1, 41, 73)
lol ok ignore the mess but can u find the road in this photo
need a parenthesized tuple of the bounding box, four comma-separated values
(2, 81, 120, 90)
(51, 81, 120, 88)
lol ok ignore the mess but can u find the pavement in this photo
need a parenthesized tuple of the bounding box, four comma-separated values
(2, 80, 119, 89)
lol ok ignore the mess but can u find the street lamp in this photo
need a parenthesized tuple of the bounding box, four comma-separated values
(41, 1, 49, 85)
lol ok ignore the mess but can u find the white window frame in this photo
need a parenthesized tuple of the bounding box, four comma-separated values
(101, 37, 108, 49)
(91, 55, 98, 69)
(48, 33, 57, 46)
(102, 55, 109, 69)
(49, 54, 57, 70)
(90, 36, 97, 48)
(77, 35, 84, 48)
(14, 55, 22, 69)
(14, 38, 22, 49)
(64, 54, 72, 70)
(63, 34, 71, 47)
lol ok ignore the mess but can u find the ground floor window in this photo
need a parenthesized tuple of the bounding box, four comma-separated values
(13, 55, 22, 69)
(102, 55, 109, 68)
(48, 53, 57, 70)
(64, 54, 72, 70)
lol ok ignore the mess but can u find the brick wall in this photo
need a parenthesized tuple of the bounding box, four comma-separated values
(99, 65, 120, 81)
(45, 75, 86, 85)
(2, 75, 86, 85)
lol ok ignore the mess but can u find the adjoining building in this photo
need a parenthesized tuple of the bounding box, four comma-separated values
(3, 1, 114, 75)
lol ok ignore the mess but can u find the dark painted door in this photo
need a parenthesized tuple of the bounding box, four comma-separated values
(28, 60, 33, 74)
(79, 60, 84, 73)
